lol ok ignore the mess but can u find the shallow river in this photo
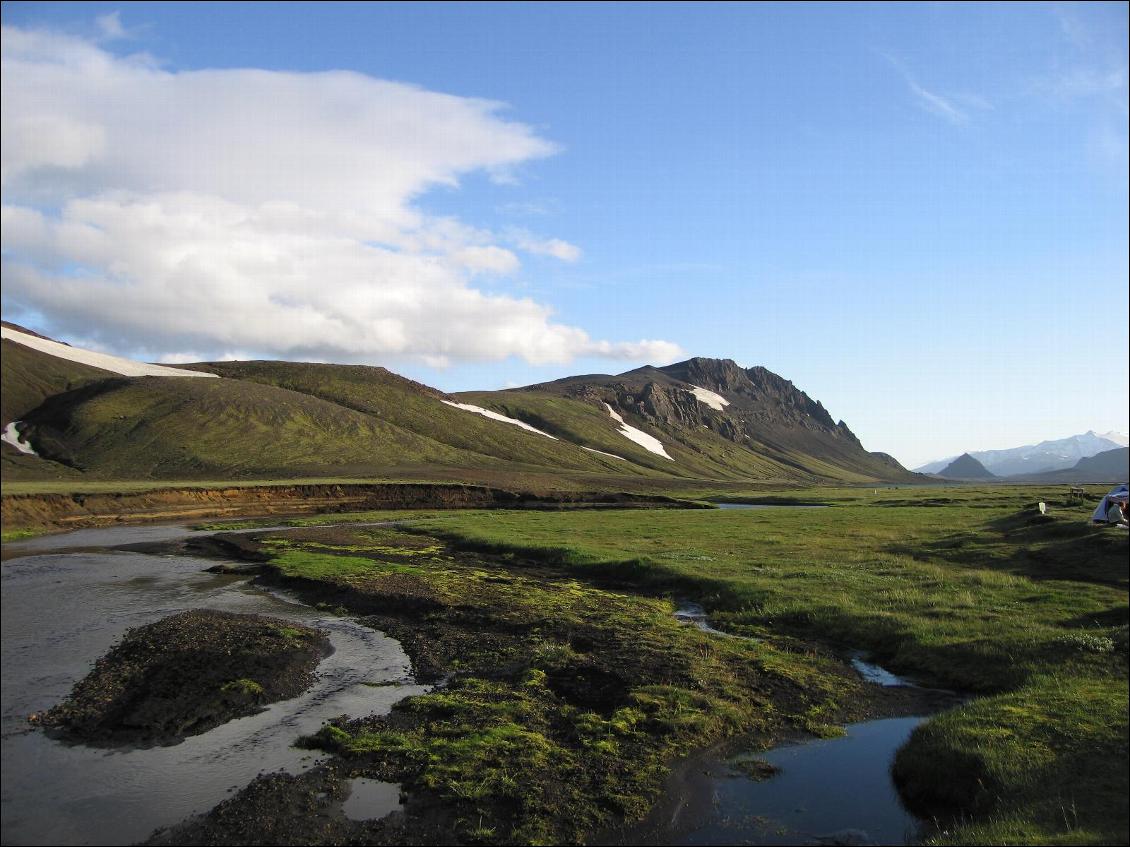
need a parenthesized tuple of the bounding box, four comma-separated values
(1, 526, 428, 846)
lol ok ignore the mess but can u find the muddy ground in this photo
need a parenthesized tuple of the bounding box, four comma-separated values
(34, 609, 331, 747)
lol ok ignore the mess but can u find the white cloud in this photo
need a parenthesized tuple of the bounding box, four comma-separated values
(452, 245, 521, 275)
(505, 228, 583, 262)
(0, 24, 680, 367)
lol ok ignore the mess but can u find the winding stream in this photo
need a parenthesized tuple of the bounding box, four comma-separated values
(1, 525, 429, 846)
(671, 601, 933, 846)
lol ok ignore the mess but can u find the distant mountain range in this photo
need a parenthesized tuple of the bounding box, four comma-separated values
(916, 431, 1129, 478)
(1, 322, 914, 485)
(1008, 447, 1129, 484)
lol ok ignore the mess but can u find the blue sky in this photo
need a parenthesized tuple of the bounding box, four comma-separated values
(2, 2, 1127, 467)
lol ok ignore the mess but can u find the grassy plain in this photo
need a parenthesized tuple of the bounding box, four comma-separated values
(236, 484, 1127, 845)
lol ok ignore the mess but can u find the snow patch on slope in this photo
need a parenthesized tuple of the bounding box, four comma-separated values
(1, 421, 38, 456)
(582, 446, 626, 461)
(688, 384, 729, 411)
(603, 403, 672, 460)
(441, 401, 558, 440)
(1, 326, 218, 378)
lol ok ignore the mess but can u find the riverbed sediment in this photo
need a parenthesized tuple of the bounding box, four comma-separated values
(36, 609, 331, 747)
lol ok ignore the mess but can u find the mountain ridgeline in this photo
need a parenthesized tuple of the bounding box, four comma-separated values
(916, 431, 1128, 478)
(1, 324, 914, 484)
(460, 357, 904, 481)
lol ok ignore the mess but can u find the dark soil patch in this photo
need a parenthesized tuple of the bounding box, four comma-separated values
(34, 609, 331, 746)
(146, 760, 454, 847)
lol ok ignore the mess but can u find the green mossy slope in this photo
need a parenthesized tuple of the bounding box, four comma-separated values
(185, 360, 658, 477)
(1, 338, 114, 427)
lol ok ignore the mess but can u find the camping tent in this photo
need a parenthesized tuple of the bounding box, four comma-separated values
(1091, 483, 1129, 523)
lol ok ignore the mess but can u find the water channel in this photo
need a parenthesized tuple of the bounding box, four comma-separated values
(671, 602, 934, 845)
(1, 525, 428, 845)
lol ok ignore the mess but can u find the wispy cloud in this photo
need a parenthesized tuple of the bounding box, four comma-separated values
(1038, 6, 1129, 167)
(496, 199, 557, 217)
(1045, 66, 1128, 103)
(504, 228, 582, 262)
(881, 53, 987, 126)
(1054, 5, 1094, 51)
(95, 12, 127, 40)
(904, 77, 968, 124)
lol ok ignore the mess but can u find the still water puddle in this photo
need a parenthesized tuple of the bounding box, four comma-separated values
(341, 778, 402, 822)
(669, 604, 926, 845)
(679, 717, 927, 846)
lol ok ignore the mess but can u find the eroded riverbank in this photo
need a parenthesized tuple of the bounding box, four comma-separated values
(0, 482, 706, 534)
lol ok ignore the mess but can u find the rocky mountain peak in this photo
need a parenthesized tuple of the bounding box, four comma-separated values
(659, 357, 749, 392)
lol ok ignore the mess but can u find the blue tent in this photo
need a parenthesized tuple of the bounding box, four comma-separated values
(1091, 483, 1129, 523)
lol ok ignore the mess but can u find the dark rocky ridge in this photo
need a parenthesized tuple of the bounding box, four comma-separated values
(35, 609, 331, 746)
(523, 357, 904, 479)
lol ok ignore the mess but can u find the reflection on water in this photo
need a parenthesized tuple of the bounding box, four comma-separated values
(668, 602, 926, 846)
(342, 778, 402, 822)
(679, 717, 927, 846)
(851, 655, 914, 688)
(1, 538, 428, 846)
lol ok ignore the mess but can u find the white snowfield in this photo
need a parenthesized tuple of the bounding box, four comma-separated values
(1, 326, 218, 379)
(602, 403, 672, 460)
(689, 384, 729, 411)
(1, 421, 38, 456)
(441, 400, 558, 440)
(582, 446, 626, 461)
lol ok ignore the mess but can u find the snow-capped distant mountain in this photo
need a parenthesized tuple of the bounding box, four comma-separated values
(915, 431, 1128, 477)
(1097, 431, 1129, 448)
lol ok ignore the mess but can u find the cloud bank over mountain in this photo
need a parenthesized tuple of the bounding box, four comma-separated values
(0, 24, 682, 367)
